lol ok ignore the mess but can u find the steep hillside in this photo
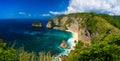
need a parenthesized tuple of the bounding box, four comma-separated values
(47, 13, 120, 61)
(47, 12, 120, 44)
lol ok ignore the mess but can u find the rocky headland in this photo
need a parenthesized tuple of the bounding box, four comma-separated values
(46, 12, 120, 50)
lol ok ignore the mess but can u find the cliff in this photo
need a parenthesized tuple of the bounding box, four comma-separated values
(46, 12, 120, 45)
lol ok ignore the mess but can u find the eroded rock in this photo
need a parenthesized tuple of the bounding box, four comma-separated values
(60, 40, 70, 49)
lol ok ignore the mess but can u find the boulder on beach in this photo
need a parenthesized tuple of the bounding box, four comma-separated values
(60, 40, 70, 49)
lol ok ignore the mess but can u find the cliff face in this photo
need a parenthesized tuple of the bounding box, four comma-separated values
(46, 13, 120, 44)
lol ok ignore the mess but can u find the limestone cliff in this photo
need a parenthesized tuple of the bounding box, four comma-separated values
(46, 13, 120, 45)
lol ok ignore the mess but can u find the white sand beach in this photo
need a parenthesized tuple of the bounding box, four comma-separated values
(66, 30, 78, 50)
(59, 30, 78, 56)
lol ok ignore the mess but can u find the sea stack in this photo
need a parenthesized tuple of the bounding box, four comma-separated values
(46, 20, 53, 28)
(60, 40, 70, 49)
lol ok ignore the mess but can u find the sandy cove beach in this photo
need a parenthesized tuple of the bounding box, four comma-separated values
(59, 30, 78, 56)
(66, 30, 78, 50)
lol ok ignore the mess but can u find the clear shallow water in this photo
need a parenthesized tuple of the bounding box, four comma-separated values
(0, 19, 72, 55)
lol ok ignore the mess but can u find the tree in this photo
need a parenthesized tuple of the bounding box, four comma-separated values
(68, 40, 120, 61)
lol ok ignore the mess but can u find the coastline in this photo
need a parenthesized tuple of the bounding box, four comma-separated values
(59, 30, 78, 55)
(66, 30, 78, 50)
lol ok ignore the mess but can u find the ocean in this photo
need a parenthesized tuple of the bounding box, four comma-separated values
(0, 19, 72, 55)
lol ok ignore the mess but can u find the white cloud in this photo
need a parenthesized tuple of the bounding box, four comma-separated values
(50, 0, 120, 15)
(18, 12, 26, 15)
(41, 14, 50, 16)
(18, 12, 33, 17)
(28, 14, 32, 16)
(49, 11, 68, 15)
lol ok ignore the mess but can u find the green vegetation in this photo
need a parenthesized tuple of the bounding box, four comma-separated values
(110, 16, 120, 29)
(0, 43, 17, 61)
(54, 12, 120, 61)
(18, 47, 53, 61)
(0, 39, 56, 61)
(0, 43, 55, 61)
(66, 19, 74, 24)
(32, 21, 42, 27)
(61, 25, 68, 30)
(32, 21, 41, 25)
(68, 39, 120, 61)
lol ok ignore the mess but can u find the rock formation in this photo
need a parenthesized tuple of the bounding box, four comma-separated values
(60, 40, 70, 49)
(46, 20, 53, 28)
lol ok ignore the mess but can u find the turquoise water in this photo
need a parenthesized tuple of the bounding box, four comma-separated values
(0, 19, 72, 55)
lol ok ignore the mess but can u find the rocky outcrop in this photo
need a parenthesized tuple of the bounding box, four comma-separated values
(60, 16, 68, 26)
(46, 16, 67, 27)
(79, 29, 92, 43)
(32, 21, 42, 27)
(46, 20, 53, 28)
(46, 14, 92, 44)
(60, 40, 70, 49)
(52, 17, 60, 26)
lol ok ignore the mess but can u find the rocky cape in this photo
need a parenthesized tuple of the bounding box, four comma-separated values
(46, 12, 120, 47)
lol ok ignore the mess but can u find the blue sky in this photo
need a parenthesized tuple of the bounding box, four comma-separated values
(0, 0, 120, 19)
(0, 0, 69, 19)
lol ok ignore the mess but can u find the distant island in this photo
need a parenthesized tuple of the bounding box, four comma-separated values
(32, 21, 42, 27)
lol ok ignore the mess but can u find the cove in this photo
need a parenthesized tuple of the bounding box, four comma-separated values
(0, 19, 72, 55)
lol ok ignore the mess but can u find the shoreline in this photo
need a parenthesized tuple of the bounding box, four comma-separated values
(66, 30, 78, 50)
(59, 30, 78, 55)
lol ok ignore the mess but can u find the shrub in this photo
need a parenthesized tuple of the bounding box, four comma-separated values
(0, 43, 18, 61)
